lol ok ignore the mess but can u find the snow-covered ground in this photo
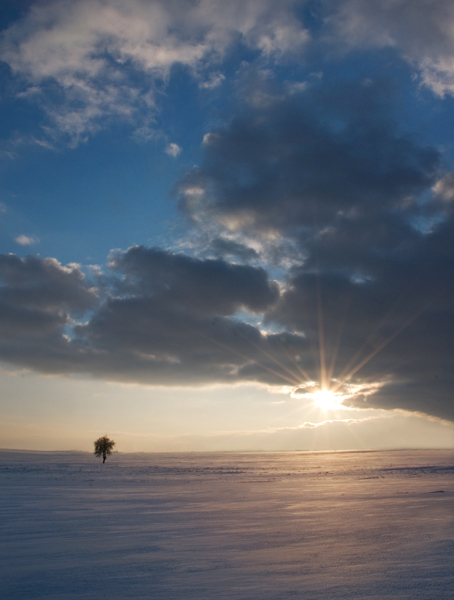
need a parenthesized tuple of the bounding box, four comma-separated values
(1, 449, 453, 599)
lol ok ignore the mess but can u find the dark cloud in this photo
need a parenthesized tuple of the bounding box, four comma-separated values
(0, 254, 96, 339)
(3, 241, 451, 421)
(0, 248, 310, 388)
(0, 254, 98, 379)
(71, 302, 311, 387)
(109, 245, 278, 316)
(174, 76, 454, 422)
(178, 79, 439, 252)
(209, 237, 259, 262)
(0, 254, 95, 311)
(264, 214, 454, 421)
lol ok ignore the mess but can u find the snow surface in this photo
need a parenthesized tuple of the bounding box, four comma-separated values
(1, 449, 453, 599)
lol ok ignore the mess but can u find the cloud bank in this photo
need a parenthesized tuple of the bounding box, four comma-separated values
(0, 247, 307, 389)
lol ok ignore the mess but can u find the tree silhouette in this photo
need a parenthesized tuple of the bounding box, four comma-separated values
(94, 435, 115, 463)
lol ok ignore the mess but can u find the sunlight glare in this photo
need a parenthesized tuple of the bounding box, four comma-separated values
(313, 389, 339, 411)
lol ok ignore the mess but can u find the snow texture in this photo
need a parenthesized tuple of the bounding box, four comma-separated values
(1, 449, 453, 599)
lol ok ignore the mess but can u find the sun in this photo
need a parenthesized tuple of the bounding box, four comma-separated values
(313, 388, 338, 411)
(291, 380, 356, 411)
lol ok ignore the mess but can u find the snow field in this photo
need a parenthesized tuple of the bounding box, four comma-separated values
(1, 449, 453, 599)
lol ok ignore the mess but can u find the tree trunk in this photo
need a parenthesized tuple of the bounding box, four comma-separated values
(103, 454, 106, 463)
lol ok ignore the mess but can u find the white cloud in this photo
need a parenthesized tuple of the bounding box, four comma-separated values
(202, 132, 219, 145)
(433, 173, 454, 202)
(15, 235, 39, 246)
(165, 142, 181, 157)
(0, 0, 309, 145)
(199, 72, 225, 89)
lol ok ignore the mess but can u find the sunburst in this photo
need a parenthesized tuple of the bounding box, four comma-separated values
(313, 388, 338, 411)
(190, 267, 428, 415)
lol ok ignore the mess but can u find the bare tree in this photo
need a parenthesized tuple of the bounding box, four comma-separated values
(94, 435, 116, 463)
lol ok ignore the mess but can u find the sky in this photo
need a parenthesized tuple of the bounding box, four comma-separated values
(1, 0, 454, 452)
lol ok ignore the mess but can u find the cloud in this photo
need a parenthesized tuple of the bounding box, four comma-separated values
(327, 0, 454, 97)
(165, 142, 181, 157)
(174, 76, 454, 422)
(0, 238, 453, 422)
(433, 173, 454, 204)
(209, 237, 259, 261)
(2, 1, 454, 147)
(264, 239, 454, 423)
(0, 247, 305, 389)
(0, 254, 96, 342)
(14, 235, 39, 246)
(109, 245, 279, 316)
(0, 0, 309, 144)
(178, 78, 439, 247)
(199, 72, 225, 89)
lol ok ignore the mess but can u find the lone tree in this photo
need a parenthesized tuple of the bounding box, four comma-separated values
(94, 435, 115, 463)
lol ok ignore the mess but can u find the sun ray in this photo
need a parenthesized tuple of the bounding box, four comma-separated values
(332, 299, 434, 394)
(274, 336, 314, 385)
(326, 290, 353, 385)
(332, 292, 416, 387)
(233, 329, 304, 386)
(186, 322, 302, 387)
(186, 275, 434, 416)
(316, 273, 327, 390)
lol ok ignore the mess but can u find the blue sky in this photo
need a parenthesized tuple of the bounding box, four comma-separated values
(1, 0, 454, 451)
